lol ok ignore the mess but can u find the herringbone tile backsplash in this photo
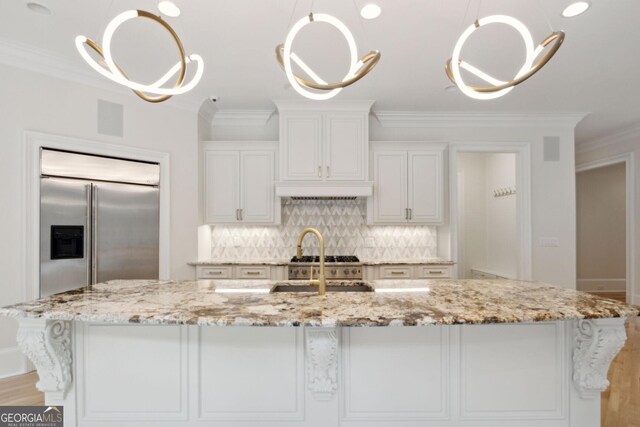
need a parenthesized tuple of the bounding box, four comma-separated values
(210, 200, 437, 260)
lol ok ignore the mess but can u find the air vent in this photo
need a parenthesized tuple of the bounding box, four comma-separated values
(290, 196, 357, 201)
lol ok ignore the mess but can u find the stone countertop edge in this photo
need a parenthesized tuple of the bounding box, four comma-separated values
(0, 279, 637, 327)
(189, 259, 455, 266)
(189, 260, 290, 266)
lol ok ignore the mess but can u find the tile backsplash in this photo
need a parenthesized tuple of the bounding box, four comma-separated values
(210, 200, 437, 260)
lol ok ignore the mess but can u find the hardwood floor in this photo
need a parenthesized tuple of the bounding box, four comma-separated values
(0, 371, 43, 406)
(602, 316, 640, 427)
(0, 318, 638, 426)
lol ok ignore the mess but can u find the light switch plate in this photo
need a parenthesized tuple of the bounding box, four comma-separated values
(539, 238, 560, 247)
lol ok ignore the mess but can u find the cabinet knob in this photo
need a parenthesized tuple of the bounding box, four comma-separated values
(330, 269, 337, 274)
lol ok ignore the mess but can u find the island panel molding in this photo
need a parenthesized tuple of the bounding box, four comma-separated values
(306, 327, 339, 401)
(16, 318, 72, 400)
(572, 318, 627, 399)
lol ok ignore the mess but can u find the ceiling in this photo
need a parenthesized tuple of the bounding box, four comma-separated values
(1, 0, 638, 143)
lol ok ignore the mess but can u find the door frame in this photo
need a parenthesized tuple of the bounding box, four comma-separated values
(449, 143, 532, 280)
(576, 153, 635, 304)
(23, 131, 171, 303)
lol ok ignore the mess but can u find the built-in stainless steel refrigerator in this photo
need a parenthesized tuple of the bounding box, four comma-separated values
(40, 149, 160, 297)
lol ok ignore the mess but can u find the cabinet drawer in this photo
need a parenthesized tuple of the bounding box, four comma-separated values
(379, 266, 413, 279)
(234, 266, 270, 279)
(416, 266, 452, 278)
(197, 266, 233, 279)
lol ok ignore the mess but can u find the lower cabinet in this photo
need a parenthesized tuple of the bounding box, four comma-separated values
(196, 265, 286, 280)
(364, 264, 452, 280)
(72, 321, 578, 427)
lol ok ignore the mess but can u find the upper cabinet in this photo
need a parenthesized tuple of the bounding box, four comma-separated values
(276, 101, 372, 183)
(368, 142, 446, 225)
(203, 142, 279, 225)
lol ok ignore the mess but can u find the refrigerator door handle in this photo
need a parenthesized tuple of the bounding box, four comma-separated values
(91, 184, 98, 285)
(85, 184, 92, 286)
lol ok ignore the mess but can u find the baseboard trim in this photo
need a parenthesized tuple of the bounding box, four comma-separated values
(577, 278, 626, 292)
(0, 347, 28, 379)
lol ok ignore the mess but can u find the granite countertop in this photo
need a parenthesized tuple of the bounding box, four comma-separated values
(189, 259, 289, 266)
(1, 279, 636, 327)
(361, 258, 455, 266)
(190, 258, 455, 266)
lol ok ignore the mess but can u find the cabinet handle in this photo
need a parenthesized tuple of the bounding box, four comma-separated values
(427, 270, 443, 274)
(326, 166, 331, 177)
(246, 271, 261, 276)
(208, 271, 223, 275)
(318, 166, 322, 178)
(409, 208, 413, 220)
(405, 208, 408, 220)
(390, 271, 405, 275)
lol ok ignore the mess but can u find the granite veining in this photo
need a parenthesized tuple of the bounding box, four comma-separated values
(1, 279, 637, 327)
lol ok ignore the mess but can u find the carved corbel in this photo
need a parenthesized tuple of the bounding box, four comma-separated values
(573, 319, 627, 399)
(16, 319, 72, 400)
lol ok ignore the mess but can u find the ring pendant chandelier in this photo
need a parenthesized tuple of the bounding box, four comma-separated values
(275, 4, 381, 101)
(74, 3, 568, 103)
(75, 9, 203, 103)
(445, 3, 564, 100)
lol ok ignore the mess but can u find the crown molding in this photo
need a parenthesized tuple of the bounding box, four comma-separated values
(274, 99, 375, 112)
(211, 110, 276, 127)
(372, 111, 588, 129)
(576, 122, 640, 154)
(0, 37, 202, 113)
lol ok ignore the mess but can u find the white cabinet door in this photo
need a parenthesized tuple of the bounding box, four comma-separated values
(373, 151, 408, 223)
(280, 114, 323, 181)
(240, 151, 274, 223)
(324, 113, 367, 181)
(408, 151, 443, 223)
(205, 151, 239, 223)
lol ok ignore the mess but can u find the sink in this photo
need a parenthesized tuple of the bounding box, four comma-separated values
(271, 282, 374, 293)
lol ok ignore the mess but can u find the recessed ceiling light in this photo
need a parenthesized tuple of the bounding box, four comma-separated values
(158, 1, 180, 18)
(26, 2, 52, 15)
(562, 2, 590, 18)
(360, 4, 381, 20)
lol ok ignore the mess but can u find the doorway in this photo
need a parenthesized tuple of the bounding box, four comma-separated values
(576, 161, 628, 303)
(456, 152, 520, 279)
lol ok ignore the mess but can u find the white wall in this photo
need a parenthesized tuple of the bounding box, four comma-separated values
(576, 163, 626, 292)
(458, 153, 517, 279)
(577, 130, 640, 304)
(485, 153, 518, 278)
(0, 64, 199, 377)
(458, 154, 488, 278)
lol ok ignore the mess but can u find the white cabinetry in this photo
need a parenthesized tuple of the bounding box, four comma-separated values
(275, 101, 373, 191)
(203, 142, 279, 225)
(368, 142, 445, 224)
(196, 265, 287, 280)
(364, 264, 452, 280)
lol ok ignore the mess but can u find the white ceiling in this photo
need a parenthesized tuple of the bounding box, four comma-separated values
(1, 0, 638, 142)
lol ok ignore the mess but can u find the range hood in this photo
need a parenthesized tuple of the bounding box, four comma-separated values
(275, 181, 373, 198)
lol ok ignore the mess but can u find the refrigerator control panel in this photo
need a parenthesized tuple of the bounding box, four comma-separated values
(50, 225, 84, 260)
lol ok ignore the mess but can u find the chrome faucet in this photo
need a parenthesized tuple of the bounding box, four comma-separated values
(296, 227, 327, 296)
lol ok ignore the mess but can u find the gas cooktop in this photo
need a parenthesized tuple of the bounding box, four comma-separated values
(289, 255, 360, 263)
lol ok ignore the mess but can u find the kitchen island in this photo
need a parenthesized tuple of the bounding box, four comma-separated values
(1, 279, 637, 427)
